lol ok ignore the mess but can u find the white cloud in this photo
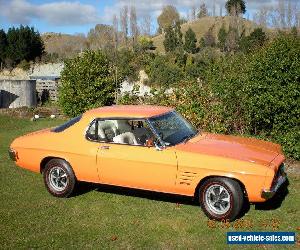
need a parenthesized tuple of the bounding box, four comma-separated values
(0, 0, 298, 28)
(0, 0, 100, 26)
(103, 0, 299, 18)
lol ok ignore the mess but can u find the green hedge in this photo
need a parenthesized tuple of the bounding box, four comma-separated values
(120, 35, 300, 159)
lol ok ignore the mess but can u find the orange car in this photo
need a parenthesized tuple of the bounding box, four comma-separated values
(9, 105, 287, 221)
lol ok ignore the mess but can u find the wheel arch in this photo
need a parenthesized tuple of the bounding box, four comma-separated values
(193, 175, 248, 202)
(40, 156, 71, 174)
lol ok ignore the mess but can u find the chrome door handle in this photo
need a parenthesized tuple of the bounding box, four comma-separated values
(100, 145, 110, 150)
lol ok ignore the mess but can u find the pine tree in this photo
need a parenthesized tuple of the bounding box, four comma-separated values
(184, 28, 197, 53)
(163, 26, 176, 52)
(6, 25, 44, 64)
(163, 22, 183, 53)
(174, 21, 183, 48)
(225, 0, 246, 16)
(0, 29, 7, 65)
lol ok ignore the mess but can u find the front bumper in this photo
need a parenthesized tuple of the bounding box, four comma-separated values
(261, 164, 287, 199)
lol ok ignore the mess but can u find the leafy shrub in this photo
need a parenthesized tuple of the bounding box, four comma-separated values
(148, 55, 184, 87)
(59, 50, 116, 117)
(244, 35, 300, 158)
(204, 35, 300, 159)
(120, 35, 300, 159)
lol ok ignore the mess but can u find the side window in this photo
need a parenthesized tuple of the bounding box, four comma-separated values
(86, 120, 98, 141)
(86, 119, 118, 142)
(86, 119, 158, 146)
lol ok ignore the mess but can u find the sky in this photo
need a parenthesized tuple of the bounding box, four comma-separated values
(0, 0, 298, 35)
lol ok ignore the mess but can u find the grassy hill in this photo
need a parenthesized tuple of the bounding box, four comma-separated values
(42, 32, 87, 58)
(152, 16, 269, 53)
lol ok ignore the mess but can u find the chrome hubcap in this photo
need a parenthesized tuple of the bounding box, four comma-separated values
(49, 167, 68, 192)
(205, 184, 231, 215)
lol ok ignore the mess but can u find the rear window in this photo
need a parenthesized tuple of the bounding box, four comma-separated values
(52, 115, 82, 133)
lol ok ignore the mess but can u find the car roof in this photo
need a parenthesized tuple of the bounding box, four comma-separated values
(83, 105, 174, 119)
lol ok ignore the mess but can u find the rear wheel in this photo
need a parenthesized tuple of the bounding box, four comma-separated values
(43, 158, 76, 198)
(199, 177, 244, 221)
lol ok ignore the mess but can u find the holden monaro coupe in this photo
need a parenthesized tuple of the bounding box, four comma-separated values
(9, 105, 287, 221)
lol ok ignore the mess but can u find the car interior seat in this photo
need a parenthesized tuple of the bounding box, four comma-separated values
(113, 132, 139, 145)
(113, 120, 132, 134)
(98, 121, 118, 141)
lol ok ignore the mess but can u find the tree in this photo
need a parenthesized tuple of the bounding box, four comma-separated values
(184, 28, 197, 53)
(191, 5, 196, 20)
(203, 29, 216, 47)
(120, 6, 129, 44)
(113, 14, 119, 49)
(225, 0, 246, 16)
(130, 6, 138, 46)
(141, 14, 152, 36)
(59, 50, 116, 117)
(218, 25, 227, 51)
(253, 7, 269, 27)
(225, 28, 239, 52)
(197, 3, 208, 18)
(212, 0, 216, 16)
(163, 26, 176, 52)
(163, 21, 183, 52)
(87, 24, 114, 50)
(148, 55, 184, 87)
(157, 5, 180, 33)
(239, 28, 266, 53)
(0, 29, 7, 66)
(5, 25, 44, 65)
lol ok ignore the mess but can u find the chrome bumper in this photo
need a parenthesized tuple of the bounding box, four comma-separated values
(261, 164, 287, 199)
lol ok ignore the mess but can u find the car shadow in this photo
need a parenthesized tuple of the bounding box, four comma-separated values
(73, 182, 196, 206)
(72, 180, 289, 215)
(254, 179, 289, 210)
(236, 196, 251, 220)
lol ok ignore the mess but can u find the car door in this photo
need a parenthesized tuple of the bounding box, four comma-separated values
(96, 143, 178, 193)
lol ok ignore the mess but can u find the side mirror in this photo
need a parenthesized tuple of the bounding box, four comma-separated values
(145, 138, 154, 148)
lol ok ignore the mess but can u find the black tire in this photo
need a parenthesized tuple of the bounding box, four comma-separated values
(43, 158, 76, 198)
(199, 177, 244, 221)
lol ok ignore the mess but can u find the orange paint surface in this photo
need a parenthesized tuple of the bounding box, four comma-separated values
(10, 105, 285, 202)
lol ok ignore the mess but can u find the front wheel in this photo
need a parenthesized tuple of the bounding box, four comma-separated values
(199, 177, 244, 221)
(43, 158, 76, 198)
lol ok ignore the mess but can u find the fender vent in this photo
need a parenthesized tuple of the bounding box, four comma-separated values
(178, 171, 197, 185)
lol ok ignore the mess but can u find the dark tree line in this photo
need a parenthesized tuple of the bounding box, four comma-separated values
(0, 25, 44, 68)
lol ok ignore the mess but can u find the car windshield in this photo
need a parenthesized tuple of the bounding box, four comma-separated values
(148, 111, 198, 146)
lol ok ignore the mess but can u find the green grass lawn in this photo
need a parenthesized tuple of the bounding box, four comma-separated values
(0, 114, 299, 249)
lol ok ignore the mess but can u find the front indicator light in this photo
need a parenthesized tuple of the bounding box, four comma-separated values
(8, 148, 18, 161)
